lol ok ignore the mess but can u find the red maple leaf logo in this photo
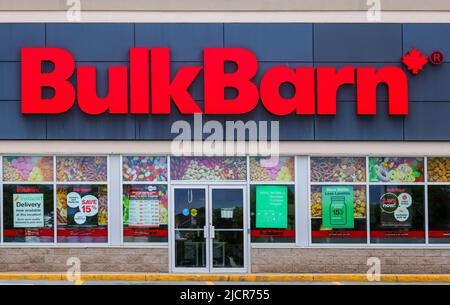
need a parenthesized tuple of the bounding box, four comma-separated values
(402, 48, 428, 75)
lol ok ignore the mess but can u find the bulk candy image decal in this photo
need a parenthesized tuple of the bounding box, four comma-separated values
(122, 156, 167, 182)
(56, 156, 107, 182)
(170, 157, 247, 180)
(310, 157, 365, 183)
(250, 156, 295, 182)
(3, 156, 53, 182)
(428, 157, 450, 182)
(369, 157, 424, 183)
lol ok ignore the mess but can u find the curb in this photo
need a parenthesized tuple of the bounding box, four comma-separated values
(0, 273, 448, 282)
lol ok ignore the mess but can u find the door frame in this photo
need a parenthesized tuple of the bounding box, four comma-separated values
(169, 184, 249, 273)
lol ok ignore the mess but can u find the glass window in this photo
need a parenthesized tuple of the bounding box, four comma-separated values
(122, 184, 168, 243)
(122, 156, 167, 182)
(3, 184, 54, 243)
(3, 156, 53, 182)
(311, 185, 367, 244)
(56, 156, 107, 182)
(369, 185, 425, 243)
(250, 156, 295, 182)
(310, 157, 367, 244)
(428, 186, 450, 243)
(56, 185, 108, 243)
(170, 156, 246, 181)
(250, 185, 295, 243)
(369, 157, 424, 183)
(310, 157, 365, 183)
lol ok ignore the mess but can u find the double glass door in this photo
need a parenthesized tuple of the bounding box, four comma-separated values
(171, 185, 247, 273)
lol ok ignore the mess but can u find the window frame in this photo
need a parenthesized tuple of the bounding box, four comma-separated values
(120, 154, 169, 247)
(306, 155, 450, 249)
(0, 154, 111, 247)
(308, 156, 369, 246)
(2, 153, 450, 249)
(248, 155, 297, 246)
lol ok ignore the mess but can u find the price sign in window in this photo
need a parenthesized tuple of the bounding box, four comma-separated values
(123, 184, 168, 243)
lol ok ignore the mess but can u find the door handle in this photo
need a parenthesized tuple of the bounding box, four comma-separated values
(210, 226, 215, 239)
(203, 225, 209, 238)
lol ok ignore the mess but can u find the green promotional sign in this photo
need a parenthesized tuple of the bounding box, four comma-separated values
(322, 186, 354, 229)
(256, 185, 288, 229)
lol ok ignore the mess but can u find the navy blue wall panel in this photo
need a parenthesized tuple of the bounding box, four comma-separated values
(0, 23, 448, 140)
(0, 63, 20, 100)
(0, 102, 46, 139)
(224, 24, 313, 61)
(0, 24, 45, 61)
(46, 107, 135, 140)
(408, 63, 450, 101)
(404, 24, 450, 62)
(405, 102, 450, 140)
(135, 24, 223, 61)
(314, 24, 402, 62)
(315, 102, 404, 140)
(46, 24, 134, 61)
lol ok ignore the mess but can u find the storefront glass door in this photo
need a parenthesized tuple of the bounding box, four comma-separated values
(171, 185, 247, 273)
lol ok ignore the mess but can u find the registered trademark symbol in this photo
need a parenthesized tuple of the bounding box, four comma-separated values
(429, 51, 444, 65)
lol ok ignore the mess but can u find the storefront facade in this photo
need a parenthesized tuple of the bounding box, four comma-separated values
(2, 1, 450, 274)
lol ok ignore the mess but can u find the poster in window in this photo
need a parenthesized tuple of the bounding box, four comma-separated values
(321, 186, 354, 229)
(255, 185, 288, 229)
(128, 188, 160, 228)
(67, 187, 99, 227)
(13, 193, 44, 228)
(380, 188, 412, 228)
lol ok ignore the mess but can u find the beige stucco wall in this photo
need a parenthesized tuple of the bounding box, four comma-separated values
(0, 141, 447, 156)
(0, 0, 449, 22)
(0, 0, 449, 11)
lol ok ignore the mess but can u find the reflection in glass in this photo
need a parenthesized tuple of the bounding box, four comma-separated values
(175, 230, 206, 268)
(213, 231, 244, 268)
(428, 186, 450, 243)
(174, 188, 206, 229)
(211, 189, 243, 229)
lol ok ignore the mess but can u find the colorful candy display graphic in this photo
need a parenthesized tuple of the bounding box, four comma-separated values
(122, 156, 167, 182)
(3, 156, 53, 182)
(369, 157, 424, 183)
